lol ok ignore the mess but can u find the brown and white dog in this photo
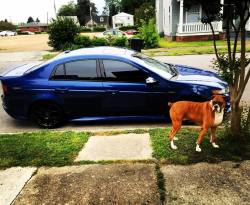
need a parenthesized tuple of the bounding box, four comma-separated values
(168, 95, 226, 152)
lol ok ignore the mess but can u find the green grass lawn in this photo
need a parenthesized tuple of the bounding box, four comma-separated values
(143, 38, 250, 56)
(158, 39, 227, 48)
(150, 128, 250, 164)
(0, 131, 89, 168)
(42, 52, 59, 60)
(0, 128, 249, 168)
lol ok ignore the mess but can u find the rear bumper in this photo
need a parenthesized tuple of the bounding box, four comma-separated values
(1, 94, 28, 120)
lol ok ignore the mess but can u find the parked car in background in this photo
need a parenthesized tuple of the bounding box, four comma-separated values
(0, 47, 230, 128)
(0, 30, 17, 36)
(96, 29, 128, 38)
(125, 29, 138, 35)
(21, 31, 35, 35)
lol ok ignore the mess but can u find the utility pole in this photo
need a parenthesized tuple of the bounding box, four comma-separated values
(54, 0, 57, 16)
(90, 5, 93, 30)
(47, 12, 49, 25)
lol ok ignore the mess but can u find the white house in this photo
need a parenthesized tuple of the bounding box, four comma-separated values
(112, 12, 134, 29)
(156, 0, 224, 41)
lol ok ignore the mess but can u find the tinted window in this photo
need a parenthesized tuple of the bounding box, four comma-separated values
(52, 64, 65, 79)
(52, 60, 98, 80)
(103, 60, 147, 82)
(65, 60, 97, 80)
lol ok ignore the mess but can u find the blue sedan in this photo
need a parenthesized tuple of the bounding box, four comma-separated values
(0, 47, 230, 128)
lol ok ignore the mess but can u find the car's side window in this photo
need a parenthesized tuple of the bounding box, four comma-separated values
(52, 64, 66, 80)
(102, 60, 147, 83)
(52, 60, 99, 81)
(65, 60, 97, 80)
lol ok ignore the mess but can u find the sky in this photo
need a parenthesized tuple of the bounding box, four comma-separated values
(0, 0, 105, 24)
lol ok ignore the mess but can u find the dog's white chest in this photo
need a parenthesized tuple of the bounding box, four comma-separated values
(214, 109, 224, 126)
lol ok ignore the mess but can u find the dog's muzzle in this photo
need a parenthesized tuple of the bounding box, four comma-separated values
(213, 103, 222, 113)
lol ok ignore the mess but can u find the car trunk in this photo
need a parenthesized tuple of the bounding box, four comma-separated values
(0, 62, 42, 78)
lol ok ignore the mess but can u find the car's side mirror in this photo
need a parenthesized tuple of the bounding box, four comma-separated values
(146, 77, 157, 85)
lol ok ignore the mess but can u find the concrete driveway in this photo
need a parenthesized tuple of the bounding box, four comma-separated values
(0, 52, 249, 133)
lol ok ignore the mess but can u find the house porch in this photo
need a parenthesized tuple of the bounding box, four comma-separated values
(175, 0, 224, 41)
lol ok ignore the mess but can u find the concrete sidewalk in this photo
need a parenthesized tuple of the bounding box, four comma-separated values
(0, 167, 37, 205)
(2, 161, 249, 205)
(13, 164, 161, 205)
(1, 130, 249, 205)
(75, 133, 153, 161)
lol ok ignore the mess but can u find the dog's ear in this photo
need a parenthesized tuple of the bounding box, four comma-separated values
(211, 94, 217, 100)
(212, 94, 226, 100)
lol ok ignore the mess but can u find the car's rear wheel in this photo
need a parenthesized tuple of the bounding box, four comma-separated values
(30, 102, 65, 128)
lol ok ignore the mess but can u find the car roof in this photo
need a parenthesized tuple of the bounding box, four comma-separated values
(54, 47, 135, 61)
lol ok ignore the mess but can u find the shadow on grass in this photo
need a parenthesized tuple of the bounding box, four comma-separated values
(150, 128, 250, 164)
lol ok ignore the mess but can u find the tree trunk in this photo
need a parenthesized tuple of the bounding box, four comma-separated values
(230, 104, 242, 138)
(230, 87, 242, 138)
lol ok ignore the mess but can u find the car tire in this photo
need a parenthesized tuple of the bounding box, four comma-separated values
(30, 102, 65, 128)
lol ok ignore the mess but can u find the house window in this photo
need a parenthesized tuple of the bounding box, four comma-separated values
(185, 4, 201, 23)
(127, 17, 130, 20)
(100, 17, 104, 22)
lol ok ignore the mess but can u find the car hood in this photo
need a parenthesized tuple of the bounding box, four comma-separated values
(0, 62, 42, 78)
(174, 64, 227, 88)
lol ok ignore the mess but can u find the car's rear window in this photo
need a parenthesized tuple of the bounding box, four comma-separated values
(51, 60, 99, 81)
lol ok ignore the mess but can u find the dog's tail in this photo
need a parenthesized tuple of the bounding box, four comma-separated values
(168, 102, 173, 107)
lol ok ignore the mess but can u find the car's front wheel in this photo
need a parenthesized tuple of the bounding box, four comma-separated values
(30, 102, 65, 128)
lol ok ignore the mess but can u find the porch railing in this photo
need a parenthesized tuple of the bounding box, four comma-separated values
(178, 21, 219, 33)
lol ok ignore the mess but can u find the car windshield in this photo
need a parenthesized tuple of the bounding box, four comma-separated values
(133, 53, 177, 79)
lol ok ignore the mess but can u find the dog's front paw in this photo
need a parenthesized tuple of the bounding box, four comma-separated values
(170, 140, 178, 150)
(212, 142, 219, 148)
(196, 144, 201, 152)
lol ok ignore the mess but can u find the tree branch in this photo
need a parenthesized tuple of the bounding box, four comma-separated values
(208, 22, 219, 61)
(235, 62, 250, 104)
(231, 20, 240, 65)
(226, 18, 232, 62)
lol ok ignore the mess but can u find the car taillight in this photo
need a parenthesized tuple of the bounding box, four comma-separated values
(1, 82, 7, 95)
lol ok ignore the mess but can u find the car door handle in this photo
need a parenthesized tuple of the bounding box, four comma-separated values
(106, 90, 119, 95)
(54, 88, 69, 93)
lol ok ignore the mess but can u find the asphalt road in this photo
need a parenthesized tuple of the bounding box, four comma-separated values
(0, 52, 249, 133)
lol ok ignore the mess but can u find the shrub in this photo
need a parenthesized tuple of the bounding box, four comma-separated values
(159, 31, 165, 38)
(111, 37, 128, 47)
(0, 20, 16, 31)
(74, 35, 92, 47)
(92, 37, 108, 46)
(137, 19, 159, 48)
(119, 25, 138, 31)
(48, 17, 80, 50)
(80, 27, 92, 32)
(93, 27, 106, 32)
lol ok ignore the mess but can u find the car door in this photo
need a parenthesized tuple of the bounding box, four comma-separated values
(100, 58, 170, 116)
(49, 59, 105, 118)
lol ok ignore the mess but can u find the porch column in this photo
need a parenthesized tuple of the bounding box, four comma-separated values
(178, 0, 184, 33)
(218, 0, 224, 32)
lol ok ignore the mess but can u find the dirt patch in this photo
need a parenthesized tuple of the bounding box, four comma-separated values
(0, 34, 52, 52)
(13, 164, 161, 205)
(0, 33, 102, 52)
(161, 160, 250, 205)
